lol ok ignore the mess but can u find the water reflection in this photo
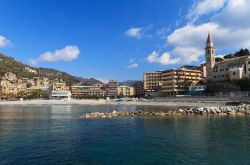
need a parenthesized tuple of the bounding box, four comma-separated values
(0, 105, 250, 164)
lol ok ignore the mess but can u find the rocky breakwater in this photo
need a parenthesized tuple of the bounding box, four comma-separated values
(80, 104, 250, 119)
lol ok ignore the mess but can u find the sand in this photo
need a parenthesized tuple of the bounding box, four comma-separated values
(0, 99, 225, 107)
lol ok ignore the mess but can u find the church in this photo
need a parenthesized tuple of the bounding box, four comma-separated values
(205, 33, 250, 82)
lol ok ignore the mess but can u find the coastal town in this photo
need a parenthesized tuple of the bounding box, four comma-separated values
(0, 34, 250, 101)
(1, 1, 250, 165)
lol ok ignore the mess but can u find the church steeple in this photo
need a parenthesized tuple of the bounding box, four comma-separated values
(206, 33, 214, 48)
(205, 33, 215, 81)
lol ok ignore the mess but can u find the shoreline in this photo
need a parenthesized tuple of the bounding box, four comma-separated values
(0, 99, 237, 107)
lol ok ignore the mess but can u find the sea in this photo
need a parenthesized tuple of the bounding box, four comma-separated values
(0, 104, 249, 165)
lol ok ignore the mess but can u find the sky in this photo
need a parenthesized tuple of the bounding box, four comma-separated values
(0, 0, 250, 82)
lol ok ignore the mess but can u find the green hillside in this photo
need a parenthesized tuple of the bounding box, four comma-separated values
(0, 53, 79, 85)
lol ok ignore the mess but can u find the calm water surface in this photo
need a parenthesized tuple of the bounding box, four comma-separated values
(0, 104, 250, 165)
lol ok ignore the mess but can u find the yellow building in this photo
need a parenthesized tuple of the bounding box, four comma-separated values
(161, 66, 202, 95)
(143, 72, 162, 92)
(52, 82, 69, 91)
(71, 85, 106, 98)
(118, 86, 134, 97)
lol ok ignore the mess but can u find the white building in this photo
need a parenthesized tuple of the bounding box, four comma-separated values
(51, 90, 71, 100)
(205, 33, 250, 82)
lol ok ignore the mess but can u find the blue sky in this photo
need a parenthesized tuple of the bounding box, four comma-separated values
(0, 0, 249, 82)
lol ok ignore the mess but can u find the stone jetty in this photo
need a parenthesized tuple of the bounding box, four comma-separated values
(80, 104, 250, 119)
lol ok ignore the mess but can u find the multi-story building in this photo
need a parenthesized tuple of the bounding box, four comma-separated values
(71, 85, 91, 98)
(29, 77, 50, 87)
(200, 63, 206, 82)
(143, 72, 162, 92)
(51, 82, 71, 100)
(3, 72, 17, 82)
(91, 83, 104, 89)
(107, 80, 118, 98)
(52, 82, 69, 91)
(161, 66, 202, 95)
(133, 81, 145, 98)
(71, 85, 105, 98)
(205, 33, 250, 82)
(0, 72, 26, 97)
(89, 88, 106, 97)
(117, 86, 134, 97)
(25, 66, 37, 74)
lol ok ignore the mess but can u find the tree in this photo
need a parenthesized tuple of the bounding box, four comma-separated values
(118, 92, 124, 98)
(215, 57, 224, 62)
(224, 54, 234, 59)
(234, 49, 250, 57)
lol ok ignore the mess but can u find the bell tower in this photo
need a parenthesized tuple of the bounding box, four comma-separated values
(205, 33, 215, 81)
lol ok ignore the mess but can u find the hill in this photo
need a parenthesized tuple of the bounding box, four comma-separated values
(119, 80, 141, 86)
(0, 53, 79, 85)
(75, 77, 103, 85)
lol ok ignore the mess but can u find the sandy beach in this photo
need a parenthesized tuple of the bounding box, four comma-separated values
(0, 99, 228, 107)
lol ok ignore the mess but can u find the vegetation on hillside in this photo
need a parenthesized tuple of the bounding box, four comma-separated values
(223, 48, 250, 59)
(0, 53, 79, 85)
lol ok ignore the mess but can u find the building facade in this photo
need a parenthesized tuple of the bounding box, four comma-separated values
(107, 80, 118, 98)
(143, 72, 162, 92)
(205, 33, 250, 82)
(117, 86, 134, 97)
(161, 66, 202, 95)
(133, 81, 145, 97)
(71, 84, 106, 98)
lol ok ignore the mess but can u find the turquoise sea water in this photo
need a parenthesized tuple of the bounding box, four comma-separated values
(0, 104, 250, 165)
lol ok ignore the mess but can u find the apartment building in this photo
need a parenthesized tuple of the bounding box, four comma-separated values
(143, 72, 162, 92)
(161, 66, 202, 95)
(133, 81, 145, 97)
(117, 86, 134, 97)
(107, 80, 118, 98)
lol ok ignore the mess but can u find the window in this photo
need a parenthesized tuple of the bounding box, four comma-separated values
(248, 61, 250, 64)
(249, 68, 250, 71)
(233, 72, 236, 75)
(213, 76, 216, 78)
(222, 75, 224, 78)
(226, 68, 228, 71)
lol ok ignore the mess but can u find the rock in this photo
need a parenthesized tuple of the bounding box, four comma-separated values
(112, 114, 118, 117)
(178, 109, 184, 113)
(138, 110, 143, 113)
(227, 111, 236, 115)
(210, 109, 216, 114)
(236, 112, 245, 116)
(216, 109, 221, 114)
(159, 112, 165, 116)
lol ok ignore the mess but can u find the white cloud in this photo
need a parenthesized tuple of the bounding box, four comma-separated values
(146, 51, 180, 65)
(127, 58, 139, 68)
(0, 35, 11, 48)
(172, 47, 203, 64)
(187, 0, 227, 22)
(125, 27, 143, 39)
(214, 0, 250, 29)
(29, 45, 80, 65)
(148, 0, 250, 66)
(127, 63, 138, 69)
